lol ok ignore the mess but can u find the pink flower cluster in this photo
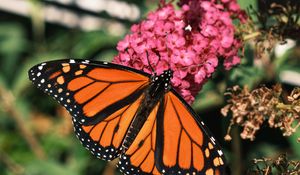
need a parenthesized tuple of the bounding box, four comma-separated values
(113, 0, 246, 104)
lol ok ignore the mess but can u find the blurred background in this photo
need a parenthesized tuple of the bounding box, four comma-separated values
(0, 0, 299, 175)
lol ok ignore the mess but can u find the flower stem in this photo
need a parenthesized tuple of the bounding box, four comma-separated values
(276, 103, 292, 110)
(232, 126, 242, 175)
(243, 31, 262, 41)
(0, 85, 46, 160)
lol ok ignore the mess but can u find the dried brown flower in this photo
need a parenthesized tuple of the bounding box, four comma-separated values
(222, 84, 300, 141)
(239, 0, 300, 58)
(248, 154, 300, 175)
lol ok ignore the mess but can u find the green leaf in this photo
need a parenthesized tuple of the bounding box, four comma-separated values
(228, 65, 264, 89)
(274, 49, 294, 73)
(25, 159, 79, 175)
(70, 31, 120, 58)
(237, 0, 258, 21)
(0, 23, 27, 57)
(0, 23, 28, 85)
(192, 80, 224, 112)
(288, 129, 300, 158)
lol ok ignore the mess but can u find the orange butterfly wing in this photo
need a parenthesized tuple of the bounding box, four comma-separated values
(72, 94, 145, 160)
(156, 91, 227, 174)
(118, 102, 161, 175)
(29, 59, 150, 160)
(118, 90, 227, 175)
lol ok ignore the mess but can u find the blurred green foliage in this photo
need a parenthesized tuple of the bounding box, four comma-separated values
(0, 0, 299, 175)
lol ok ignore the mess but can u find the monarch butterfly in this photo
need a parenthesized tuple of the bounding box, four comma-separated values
(28, 59, 228, 175)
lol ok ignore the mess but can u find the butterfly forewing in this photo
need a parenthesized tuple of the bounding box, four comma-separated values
(28, 59, 150, 160)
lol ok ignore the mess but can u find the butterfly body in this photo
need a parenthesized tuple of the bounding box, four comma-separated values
(122, 69, 173, 151)
(29, 59, 228, 175)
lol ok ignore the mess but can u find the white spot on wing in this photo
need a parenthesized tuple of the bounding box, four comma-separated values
(82, 60, 90, 64)
(210, 137, 216, 145)
(218, 150, 223, 156)
(211, 137, 216, 141)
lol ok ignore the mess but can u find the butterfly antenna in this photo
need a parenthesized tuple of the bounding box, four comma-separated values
(146, 50, 156, 74)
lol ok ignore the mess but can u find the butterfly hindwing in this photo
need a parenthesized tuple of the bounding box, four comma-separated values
(29, 59, 151, 160)
(72, 94, 144, 160)
(118, 103, 161, 175)
(117, 90, 227, 175)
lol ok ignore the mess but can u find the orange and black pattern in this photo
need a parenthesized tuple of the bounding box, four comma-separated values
(29, 59, 228, 175)
(117, 91, 226, 175)
(29, 59, 149, 160)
